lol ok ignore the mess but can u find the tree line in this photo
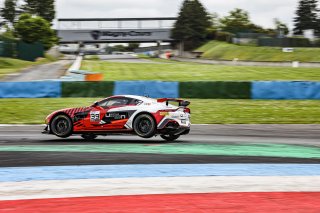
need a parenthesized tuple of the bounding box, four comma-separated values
(0, 0, 56, 49)
(1, 0, 319, 51)
(294, 0, 320, 35)
(172, 0, 320, 50)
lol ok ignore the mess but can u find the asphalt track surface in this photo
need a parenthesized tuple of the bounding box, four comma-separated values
(98, 54, 158, 63)
(0, 125, 319, 167)
(1, 125, 320, 212)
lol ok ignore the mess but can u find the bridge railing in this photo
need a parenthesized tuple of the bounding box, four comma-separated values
(57, 17, 177, 30)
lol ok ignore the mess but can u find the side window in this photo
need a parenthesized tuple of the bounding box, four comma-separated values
(99, 98, 131, 108)
(133, 99, 143, 105)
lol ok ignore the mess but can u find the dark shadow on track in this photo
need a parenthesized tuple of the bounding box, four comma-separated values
(35, 138, 191, 145)
(1, 151, 319, 167)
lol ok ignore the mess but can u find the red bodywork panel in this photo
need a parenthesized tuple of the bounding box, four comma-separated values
(46, 105, 136, 132)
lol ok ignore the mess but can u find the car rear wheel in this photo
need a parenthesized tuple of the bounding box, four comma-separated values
(81, 134, 98, 140)
(160, 134, 180, 142)
(50, 115, 73, 138)
(133, 114, 156, 138)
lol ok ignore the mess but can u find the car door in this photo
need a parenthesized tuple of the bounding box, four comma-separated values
(84, 97, 134, 131)
(83, 104, 107, 130)
(100, 97, 135, 130)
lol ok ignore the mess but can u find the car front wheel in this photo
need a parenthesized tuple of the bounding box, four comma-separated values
(133, 114, 156, 138)
(50, 115, 73, 138)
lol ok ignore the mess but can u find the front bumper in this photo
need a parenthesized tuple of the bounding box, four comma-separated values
(42, 125, 51, 134)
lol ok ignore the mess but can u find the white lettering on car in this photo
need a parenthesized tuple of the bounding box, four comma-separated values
(90, 111, 100, 122)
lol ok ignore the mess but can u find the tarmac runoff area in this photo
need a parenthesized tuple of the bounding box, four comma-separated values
(0, 124, 319, 212)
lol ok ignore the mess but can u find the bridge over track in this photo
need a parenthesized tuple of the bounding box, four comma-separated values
(57, 17, 177, 44)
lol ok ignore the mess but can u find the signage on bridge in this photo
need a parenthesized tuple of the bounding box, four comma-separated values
(91, 30, 153, 39)
(58, 29, 174, 43)
(57, 17, 176, 43)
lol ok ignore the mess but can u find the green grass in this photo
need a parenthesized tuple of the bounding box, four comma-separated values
(0, 57, 33, 79)
(0, 57, 53, 79)
(197, 41, 320, 62)
(81, 59, 320, 81)
(0, 98, 319, 124)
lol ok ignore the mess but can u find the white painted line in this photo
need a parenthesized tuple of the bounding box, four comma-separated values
(68, 56, 83, 72)
(1, 176, 320, 201)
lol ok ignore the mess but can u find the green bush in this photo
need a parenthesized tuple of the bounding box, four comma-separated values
(0, 35, 17, 57)
(258, 37, 312, 47)
(14, 13, 58, 50)
(314, 39, 320, 47)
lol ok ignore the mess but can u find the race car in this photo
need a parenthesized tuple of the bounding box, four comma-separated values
(43, 95, 191, 141)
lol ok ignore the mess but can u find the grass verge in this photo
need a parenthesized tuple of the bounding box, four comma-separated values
(197, 41, 320, 62)
(81, 59, 320, 81)
(0, 57, 55, 79)
(0, 98, 319, 124)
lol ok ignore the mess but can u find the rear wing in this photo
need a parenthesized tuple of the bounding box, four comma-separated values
(157, 98, 190, 107)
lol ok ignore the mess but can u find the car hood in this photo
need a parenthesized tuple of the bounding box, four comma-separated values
(45, 107, 91, 124)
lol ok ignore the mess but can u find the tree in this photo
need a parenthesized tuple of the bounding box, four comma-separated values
(0, 0, 17, 26)
(22, 0, 55, 23)
(111, 45, 127, 52)
(127, 43, 140, 52)
(14, 13, 57, 49)
(293, 0, 318, 35)
(220, 8, 253, 34)
(219, 8, 275, 35)
(171, 0, 211, 50)
(209, 12, 220, 31)
(274, 18, 289, 37)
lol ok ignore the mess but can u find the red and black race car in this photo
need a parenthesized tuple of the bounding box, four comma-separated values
(43, 95, 191, 141)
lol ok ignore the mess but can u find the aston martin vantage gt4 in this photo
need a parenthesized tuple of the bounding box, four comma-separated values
(43, 95, 191, 141)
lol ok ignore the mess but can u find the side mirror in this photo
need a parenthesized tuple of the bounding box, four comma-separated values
(179, 101, 190, 107)
(91, 101, 99, 107)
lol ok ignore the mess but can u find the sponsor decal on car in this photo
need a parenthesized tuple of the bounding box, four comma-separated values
(106, 113, 127, 120)
(90, 111, 100, 122)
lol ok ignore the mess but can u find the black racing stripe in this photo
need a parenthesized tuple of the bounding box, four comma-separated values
(0, 152, 319, 167)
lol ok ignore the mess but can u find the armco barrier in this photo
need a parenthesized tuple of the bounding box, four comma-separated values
(0, 82, 61, 98)
(62, 82, 114, 97)
(2, 81, 320, 99)
(180, 81, 251, 99)
(252, 81, 320, 100)
(114, 81, 179, 98)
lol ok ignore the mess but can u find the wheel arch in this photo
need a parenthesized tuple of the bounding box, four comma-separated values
(132, 111, 157, 125)
(49, 112, 74, 133)
(132, 111, 158, 138)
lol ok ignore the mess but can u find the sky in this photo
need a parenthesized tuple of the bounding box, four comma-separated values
(0, 0, 301, 29)
(55, 0, 300, 29)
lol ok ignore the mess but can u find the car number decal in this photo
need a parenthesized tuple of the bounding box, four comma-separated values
(90, 111, 100, 122)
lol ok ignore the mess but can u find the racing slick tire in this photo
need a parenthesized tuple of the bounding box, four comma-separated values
(50, 114, 73, 138)
(160, 134, 181, 142)
(81, 134, 98, 140)
(133, 114, 156, 138)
